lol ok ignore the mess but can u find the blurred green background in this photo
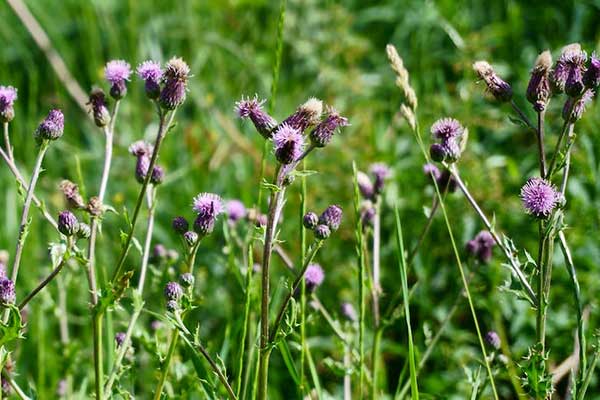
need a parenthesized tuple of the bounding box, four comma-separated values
(1, 0, 599, 398)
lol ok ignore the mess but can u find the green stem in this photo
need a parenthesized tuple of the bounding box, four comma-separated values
(93, 314, 104, 400)
(153, 328, 179, 400)
(299, 158, 307, 395)
(235, 244, 253, 397)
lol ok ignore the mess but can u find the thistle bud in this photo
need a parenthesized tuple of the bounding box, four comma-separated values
(309, 106, 348, 147)
(58, 211, 79, 236)
(60, 180, 85, 209)
(115, 332, 126, 347)
(0, 85, 17, 123)
(0, 278, 15, 306)
(303, 212, 319, 230)
(159, 57, 190, 110)
(281, 98, 323, 132)
(105, 60, 132, 100)
(473, 61, 512, 102)
(164, 281, 183, 301)
(235, 96, 278, 138)
(135, 156, 150, 183)
(429, 143, 446, 162)
(88, 87, 111, 128)
(151, 165, 164, 185)
(183, 231, 198, 247)
(370, 163, 390, 195)
(526, 51, 552, 112)
(166, 300, 179, 312)
(485, 331, 501, 350)
(179, 272, 195, 288)
(583, 53, 600, 90)
(356, 171, 375, 200)
(77, 222, 91, 239)
(35, 109, 64, 141)
(314, 224, 331, 240)
(319, 205, 342, 231)
(172, 216, 189, 234)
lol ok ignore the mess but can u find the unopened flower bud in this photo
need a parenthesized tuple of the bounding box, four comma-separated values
(0, 85, 17, 123)
(77, 222, 91, 239)
(179, 272, 195, 288)
(183, 231, 198, 247)
(35, 109, 64, 141)
(88, 87, 111, 128)
(303, 212, 318, 230)
(473, 61, 512, 102)
(172, 216, 189, 234)
(314, 224, 331, 240)
(58, 211, 79, 236)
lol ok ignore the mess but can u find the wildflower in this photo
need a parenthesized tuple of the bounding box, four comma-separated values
(319, 205, 343, 231)
(371, 163, 390, 195)
(583, 53, 600, 89)
(437, 170, 458, 193)
(429, 143, 447, 162)
(429, 118, 465, 162)
(423, 163, 441, 181)
(357, 171, 375, 200)
(473, 61, 513, 102)
(0, 278, 15, 306)
(135, 156, 150, 184)
(226, 199, 247, 223)
(314, 224, 331, 240)
(192, 192, 224, 235)
(485, 331, 501, 350)
(60, 180, 85, 209)
(58, 211, 79, 236)
(235, 96, 277, 138)
(183, 231, 199, 247)
(526, 50, 552, 112)
(166, 300, 179, 312)
(159, 57, 190, 110)
(340, 302, 357, 322)
(164, 281, 183, 301)
(466, 230, 496, 264)
(281, 98, 323, 132)
(88, 87, 111, 128)
(431, 117, 463, 140)
(360, 201, 376, 229)
(305, 264, 325, 292)
(553, 43, 587, 97)
(128, 140, 153, 157)
(86, 196, 104, 217)
(179, 272, 195, 288)
(520, 177, 561, 218)
(273, 123, 304, 164)
(35, 109, 64, 141)
(0, 85, 17, 123)
(115, 332, 127, 347)
(172, 216, 189, 234)
(151, 165, 164, 185)
(77, 222, 91, 240)
(309, 106, 348, 147)
(137, 60, 162, 99)
(303, 212, 319, 230)
(105, 60, 132, 100)
(562, 89, 595, 122)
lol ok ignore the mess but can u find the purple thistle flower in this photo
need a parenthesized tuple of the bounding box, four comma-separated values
(303, 211, 319, 230)
(105, 60, 132, 100)
(226, 199, 247, 223)
(526, 50, 552, 112)
(423, 163, 441, 181)
(340, 302, 357, 322)
(583, 53, 600, 89)
(485, 331, 501, 350)
(520, 177, 561, 218)
(466, 230, 496, 264)
(151, 165, 164, 185)
(319, 205, 343, 231)
(179, 272, 195, 288)
(314, 224, 331, 240)
(0, 278, 15, 306)
(430, 118, 465, 163)
(357, 171, 374, 200)
(58, 211, 79, 236)
(164, 281, 183, 301)
(137, 60, 163, 99)
(431, 118, 463, 140)
(304, 264, 325, 291)
(255, 213, 267, 228)
(360, 202, 376, 229)
(60, 180, 85, 209)
(235, 96, 278, 139)
(281, 98, 323, 133)
(172, 216, 189, 234)
(135, 155, 150, 184)
(115, 332, 127, 347)
(473, 61, 513, 102)
(272, 123, 304, 164)
(370, 163, 390, 195)
(553, 43, 587, 97)
(0, 85, 17, 123)
(88, 87, 111, 128)
(192, 192, 224, 235)
(183, 231, 199, 247)
(35, 109, 64, 141)
(309, 106, 349, 147)
(159, 57, 190, 110)
(128, 140, 154, 157)
(563, 89, 595, 122)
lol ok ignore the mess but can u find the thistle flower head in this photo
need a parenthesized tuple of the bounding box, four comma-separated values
(128, 140, 154, 157)
(314, 224, 331, 240)
(473, 60, 513, 102)
(553, 43, 587, 96)
(77, 222, 91, 239)
(520, 177, 561, 218)
(192, 193, 224, 235)
(281, 97, 323, 132)
(172, 216, 189, 234)
(563, 89, 595, 122)
(485, 331, 501, 350)
(309, 106, 349, 147)
(370, 163, 390, 195)
(179, 272, 195, 288)
(151, 165, 164, 185)
(226, 199, 247, 223)
(340, 302, 357, 322)
(115, 332, 126, 347)
(183, 231, 199, 247)
(0, 278, 15, 306)
(360, 201, 376, 229)
(583, 53, 600, 89)
(0, 85, 17, 123)
(135, 155, 150, 184)
(105, 60, 131, 99)
(431, 117, 463, 140)
(272, 123, 304, 164)
(526, 50, 552, 112)
(235, 95, 277, 138)
(88, 87, 111, 127)
(304, 264, 325, 291)
(159, 57, 190, 110)
(319, 205, 342, 231)
(137, 60, 162, 99)
(466, 230, 496, 264)
(303, 211, 319, 230)
(430, 118, 465, 162)
(58, 211, 79, 236)
(166, 300, 179, 312)
(35, 109, 64, 141)
(60, 180, 85, 209)
(357, 171, 374, 200)
(164, 281, 183, 301)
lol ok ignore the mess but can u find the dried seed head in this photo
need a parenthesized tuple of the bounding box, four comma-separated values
(60, 180, 85, 209)
(309, 106, 349, 148)
(386, 44, 417, 109)
(86, 196, 104, 217)
(281, 98, 323, 132)
(526, 51, 553, 112)
(473, 60, 513, 102)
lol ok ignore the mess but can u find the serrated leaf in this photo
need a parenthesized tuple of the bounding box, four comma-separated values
(0, 305, 25, 347)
